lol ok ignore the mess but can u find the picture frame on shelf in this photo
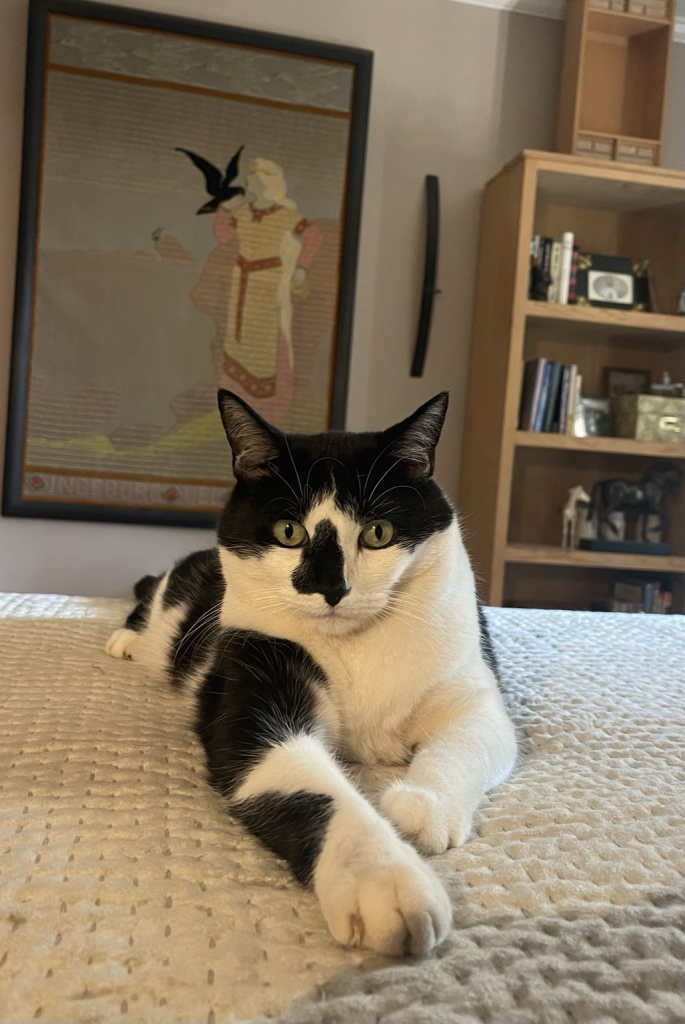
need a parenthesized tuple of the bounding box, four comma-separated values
(580, 397, 612, 436)
(575, 254, 650, 311)
(2, 0, 373, 528)
(603, 367, 651, 398)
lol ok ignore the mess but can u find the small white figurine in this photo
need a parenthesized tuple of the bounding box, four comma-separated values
(562, 485, 592, 548)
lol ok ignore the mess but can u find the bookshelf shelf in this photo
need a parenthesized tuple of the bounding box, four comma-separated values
(505, 544, 685, 574)
(514, 430, 684, 459)
(524, 300, 685, 337)
(459, 150, 685, 612)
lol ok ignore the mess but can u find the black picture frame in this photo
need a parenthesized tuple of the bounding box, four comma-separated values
(3, 0, 372, 528)
(575, 253, 650, 311)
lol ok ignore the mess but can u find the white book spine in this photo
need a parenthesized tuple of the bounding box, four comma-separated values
(558, 232, 574, 305)
(548, 241, 562, 302)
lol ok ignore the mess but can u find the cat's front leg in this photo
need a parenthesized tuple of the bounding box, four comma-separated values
(232, 732, 452, 955)
(381, 676, 517, 854)
(204, 629, 451, 956)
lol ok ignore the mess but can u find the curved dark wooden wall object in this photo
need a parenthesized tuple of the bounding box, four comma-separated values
(410, 174, 440, 377)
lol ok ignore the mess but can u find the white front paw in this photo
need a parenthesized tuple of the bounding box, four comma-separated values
(104, 627, 138, 661)
(381, 782, 472, 854)
(316, 840, 451, 957)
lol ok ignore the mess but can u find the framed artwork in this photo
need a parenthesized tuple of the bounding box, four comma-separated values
(603, 367, 651, 398)
(3, 0, 372, 526)
(575, 253, 650, 311)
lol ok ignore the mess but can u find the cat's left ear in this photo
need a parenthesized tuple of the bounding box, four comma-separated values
(218, 390, 282, 479)
(385, 392, 449, 479)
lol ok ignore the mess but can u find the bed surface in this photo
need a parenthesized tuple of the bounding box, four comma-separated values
(0, 594, 683, 1024)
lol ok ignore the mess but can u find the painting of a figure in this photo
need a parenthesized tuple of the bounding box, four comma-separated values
(3, 0, 371, 525)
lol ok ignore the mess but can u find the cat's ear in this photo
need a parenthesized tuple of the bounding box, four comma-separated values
(385, 392, 449, 479)
(218, 390, 282, 479)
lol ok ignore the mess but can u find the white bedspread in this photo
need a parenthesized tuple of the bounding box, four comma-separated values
(0, 594, 683, 1024)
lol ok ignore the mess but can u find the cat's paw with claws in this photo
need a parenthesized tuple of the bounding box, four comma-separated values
(104, 627, 138, 661)
(315, 832, 451, 956)
(381, 782, 472, 854)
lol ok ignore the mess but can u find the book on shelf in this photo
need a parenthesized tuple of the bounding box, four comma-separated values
(567, 244, 580, 303)
(534, 361, 553, 431)
(542, 361, 563, 432)
(529, 232, 575, 305)
(594, 579, 673, 614)
(518, 359, 581, 434)
(557, 365, 571, 434)
(548, 241, 563, 303)
(558, 232, 574, 305)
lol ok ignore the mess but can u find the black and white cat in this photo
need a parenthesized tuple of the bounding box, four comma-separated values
(105, 390, 516, 956)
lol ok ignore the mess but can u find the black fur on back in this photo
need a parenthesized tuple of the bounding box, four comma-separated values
(164, 549, 225, 684)
(125, 550, 225, 684)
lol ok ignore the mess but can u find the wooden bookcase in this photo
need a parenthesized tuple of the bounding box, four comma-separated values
(556, 0, 675, 165)
(459, 150, 685, 611)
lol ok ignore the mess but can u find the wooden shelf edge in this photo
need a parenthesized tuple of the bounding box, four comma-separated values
(505, 543, 685, 572)
(514, 430, 685, 459)
(525, 300, 685, 334)
(576, 129, 661, 145)
(489, 150, 685, 189)
(586, 7, 672, 35)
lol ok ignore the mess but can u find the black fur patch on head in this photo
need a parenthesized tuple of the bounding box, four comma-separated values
(291, 520, 348, 606)
(231, 790, 333, 887)
(216, 391, 454, 560)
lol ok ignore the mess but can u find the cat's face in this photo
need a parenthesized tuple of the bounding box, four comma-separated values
(216, 391, 453, 635)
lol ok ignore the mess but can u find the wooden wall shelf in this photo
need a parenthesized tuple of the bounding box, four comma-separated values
(525, 300, 685, 336)
(514, 431, 685, 460)
(459, 150, 685, 612)
(505, 544, 685, 574)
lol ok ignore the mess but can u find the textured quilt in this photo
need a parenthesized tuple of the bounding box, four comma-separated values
(0, 594, 683, 1024)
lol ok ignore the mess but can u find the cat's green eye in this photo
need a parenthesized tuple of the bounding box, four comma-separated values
(360, 519, 395, 549)
(272, 520, 308, 548)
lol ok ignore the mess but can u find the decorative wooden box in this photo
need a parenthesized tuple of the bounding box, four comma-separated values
(612, 394, 685, 442)
(557, 0, 675, 167)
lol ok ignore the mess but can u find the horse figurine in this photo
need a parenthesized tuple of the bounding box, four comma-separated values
(589, 460, 682, 542)
(562, 485, 591, 548)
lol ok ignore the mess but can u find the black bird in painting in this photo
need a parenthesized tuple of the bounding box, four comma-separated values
(176, 145, 245, 214)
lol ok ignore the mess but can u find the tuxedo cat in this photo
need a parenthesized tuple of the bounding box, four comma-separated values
(105, 390, 516, 956)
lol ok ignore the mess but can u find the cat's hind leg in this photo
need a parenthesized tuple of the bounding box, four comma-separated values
(105, 573, 161, 662)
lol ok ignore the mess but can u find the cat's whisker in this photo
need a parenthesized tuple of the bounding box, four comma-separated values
(282, 434, 304, 502)
(362, 437, 398, 500)
(365, 457, 405, 505)
(370, 483, 427, 513)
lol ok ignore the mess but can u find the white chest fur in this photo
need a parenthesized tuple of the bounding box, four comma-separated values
(218, 522, 482, 766)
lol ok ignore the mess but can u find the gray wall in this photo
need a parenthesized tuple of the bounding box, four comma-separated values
(0, 0, 682, 596)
